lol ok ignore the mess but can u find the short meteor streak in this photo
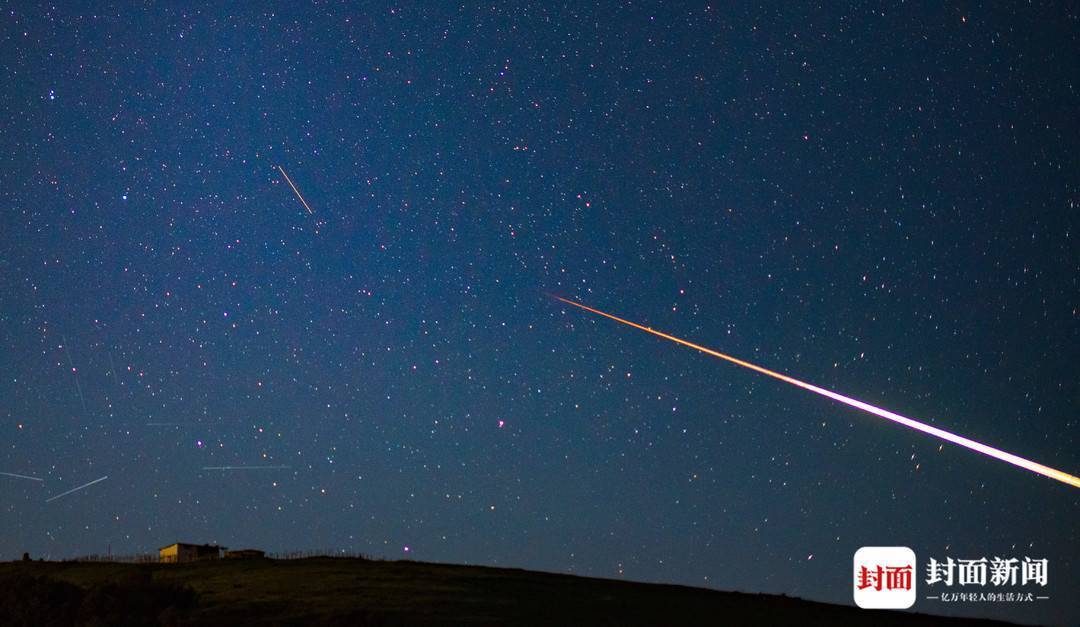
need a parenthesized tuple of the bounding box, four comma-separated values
(277, 165, 314, 214)
(46, 475, 109, 502)
(552, 295, 1080, 489)
(0, 471, 44, 482)
(202, 465, 291, 471)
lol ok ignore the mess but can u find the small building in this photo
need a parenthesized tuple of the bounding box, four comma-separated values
(224, 549, 265, 560)
(159, 543, 225, 563)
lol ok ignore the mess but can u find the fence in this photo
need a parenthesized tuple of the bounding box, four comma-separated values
(64, 550, 371, 563)
(267, 549, 371, 560)
(68, 554, 158, 563)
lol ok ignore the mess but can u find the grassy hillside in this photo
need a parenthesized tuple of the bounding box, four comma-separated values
(0, 557, 1010, 626)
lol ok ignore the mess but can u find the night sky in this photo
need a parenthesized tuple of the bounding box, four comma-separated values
(2, 2, 1077, 624)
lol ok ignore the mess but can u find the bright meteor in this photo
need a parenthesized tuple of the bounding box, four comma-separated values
(552, 295, 1080, 489)
(45, 475, 109, 503)
(277, 165, 315, 215)
(0, 471, 44, 482)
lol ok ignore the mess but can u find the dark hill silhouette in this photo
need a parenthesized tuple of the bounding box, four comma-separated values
(0, 557, 1013, 626)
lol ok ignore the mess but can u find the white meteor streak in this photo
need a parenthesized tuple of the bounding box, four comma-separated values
(553, 295, 1080, 489)
(46, 475, 109, 502)
(202, 465, 291, 471)
(0, 471, 44, 482)
(277, 165, 315, 215)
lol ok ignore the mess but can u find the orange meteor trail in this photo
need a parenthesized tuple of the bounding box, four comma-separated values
(277, 165, 314, 214)
(552, 295, 1080, 489)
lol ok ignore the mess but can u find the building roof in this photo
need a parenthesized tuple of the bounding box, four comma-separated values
(158, 542, 225, 551)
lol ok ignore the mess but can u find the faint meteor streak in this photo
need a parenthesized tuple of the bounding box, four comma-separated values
(0, 471, 44, 482)
(46, 475, 109, 502)
(107, 350, 119, 386)
(202, 465, 291, 471)
(277, 165, 314, 214)
(552, 295, 1080, 489)
(61, 335, 88, 417)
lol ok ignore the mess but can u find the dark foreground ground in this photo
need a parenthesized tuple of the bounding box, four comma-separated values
(0, 557, 1014, 626)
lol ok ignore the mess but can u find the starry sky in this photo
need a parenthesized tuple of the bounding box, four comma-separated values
(1, 2, 1077, 624)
